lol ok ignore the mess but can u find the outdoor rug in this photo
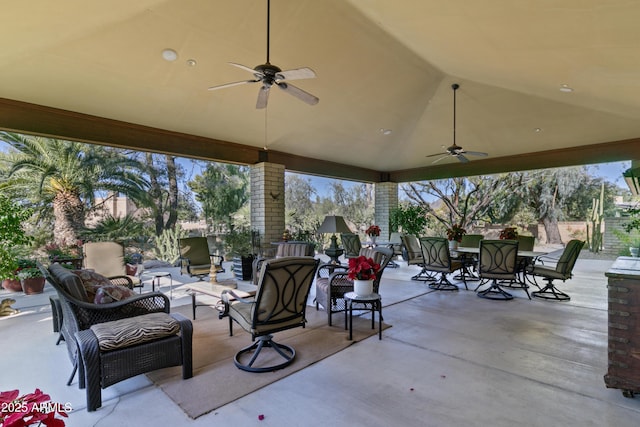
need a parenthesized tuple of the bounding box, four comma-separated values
(146, 303, 391, 419)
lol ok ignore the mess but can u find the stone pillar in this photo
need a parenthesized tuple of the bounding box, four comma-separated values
(374, 182, 398, 240)
(250, 162, 285, 254)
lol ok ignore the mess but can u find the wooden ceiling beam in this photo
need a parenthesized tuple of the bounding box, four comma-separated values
(0, 97, 637, 185)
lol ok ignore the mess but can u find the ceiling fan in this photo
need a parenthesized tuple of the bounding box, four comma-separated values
(426, 83, 488, 163)
(207, 0, 319, 109)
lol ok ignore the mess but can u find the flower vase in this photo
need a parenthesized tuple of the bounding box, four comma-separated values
(370, 235, 377, 245)
(449, 240, 459, 251)
(353, 279, 374, 296)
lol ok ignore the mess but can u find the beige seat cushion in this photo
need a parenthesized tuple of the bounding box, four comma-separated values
(90, 312, 180, 351)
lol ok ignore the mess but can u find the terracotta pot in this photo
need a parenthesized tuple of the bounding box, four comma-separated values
(1, 278, 23, 292)
(21, 277, 45, 295)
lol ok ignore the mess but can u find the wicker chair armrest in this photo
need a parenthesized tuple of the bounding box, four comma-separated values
(107, 275, 134, 289)
(328, 271, 350, 283)
(316, 263, 348, 279)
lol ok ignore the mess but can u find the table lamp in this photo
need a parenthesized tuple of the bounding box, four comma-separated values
(317, 215, 351, 264)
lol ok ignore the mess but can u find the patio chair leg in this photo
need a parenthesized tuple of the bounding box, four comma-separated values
(66, 362, 77, 386)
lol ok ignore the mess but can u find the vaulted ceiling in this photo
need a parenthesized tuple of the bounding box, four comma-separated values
(1, 0, 640, 183)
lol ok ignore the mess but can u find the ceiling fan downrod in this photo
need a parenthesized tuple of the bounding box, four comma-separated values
(266, 0, 271, 64)
(452, 83, 459, 147)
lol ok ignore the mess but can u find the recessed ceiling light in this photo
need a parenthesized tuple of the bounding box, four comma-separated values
(559, 84, 573, 93)
(186, 59, 197, 67)
(534, 127, 542, 133)
(161, 48, 178, 62)
(380, 128, 392, 135)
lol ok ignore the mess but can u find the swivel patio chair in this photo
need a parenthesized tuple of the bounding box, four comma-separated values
(401, 234, 434, 281)
(419, 237, 465, 291)
(178, 237, 224, 281)
(218, 257, 319, 372)
(499, 235, 536, 299)
(530, 239, 585, 301)
(341, 233, 363, 260)
(42, 263, 192, 411)
(315, 246, 393, 326)
(476, 239, 519, 300)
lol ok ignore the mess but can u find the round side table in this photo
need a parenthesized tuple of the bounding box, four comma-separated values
(343, 291, 382, 341)
(141, 271, 173, 299)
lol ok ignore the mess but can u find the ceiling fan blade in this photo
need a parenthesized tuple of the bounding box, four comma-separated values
(464, 151, 489, 157)
(276, 67, 317, 81)
(426, 152, 447, 158)
(457, 154, 470, 163)
(431, 155, 449, 164)
(228, 62, 260, 75)
(208, 79, 259, 91)
(276, 82, 319, 106)
(256, 86, 270, 109)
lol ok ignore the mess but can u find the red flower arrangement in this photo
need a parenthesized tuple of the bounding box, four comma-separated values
(446, 224, 466, 242)
(365, 225, 381, 237)
(499, 227, 518, 240)
(0, 389, 68, 427)
(347, 256, 381, 281)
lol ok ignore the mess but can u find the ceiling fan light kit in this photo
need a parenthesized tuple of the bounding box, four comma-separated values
(208, 0, 319, 109)
(426, 83, 488, 164)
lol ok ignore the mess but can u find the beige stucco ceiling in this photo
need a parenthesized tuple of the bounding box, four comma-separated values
(1, 0, 640, 182)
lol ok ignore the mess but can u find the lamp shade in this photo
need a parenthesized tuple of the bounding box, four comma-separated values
(317, 215, 351, 234)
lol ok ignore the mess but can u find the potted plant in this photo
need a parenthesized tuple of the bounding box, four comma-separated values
(499, 227, 519, 240)
(347, 255, 381, 296)
(390, 205, 429, 236)
(0, 195, 33, 292)
(622, 210, 640, 257)
(366, 225, 381, 244)
(17, 267, 46, 295)
(224, 228, 256, 280)
(446, 224, 466, 242)
(44, 241, 83, 269)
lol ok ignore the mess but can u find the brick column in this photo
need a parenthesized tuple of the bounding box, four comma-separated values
(374, 182, 398, 240)
(250, 162, 285, 254)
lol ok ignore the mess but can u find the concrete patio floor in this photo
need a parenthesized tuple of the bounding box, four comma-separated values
(2, 252, 640, 426)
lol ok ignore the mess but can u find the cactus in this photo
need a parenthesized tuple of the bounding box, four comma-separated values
(588, 183, 604, 253)
(150, 225, 188, 264)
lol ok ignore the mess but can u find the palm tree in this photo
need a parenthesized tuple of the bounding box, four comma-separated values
(0, 132, 149, 247)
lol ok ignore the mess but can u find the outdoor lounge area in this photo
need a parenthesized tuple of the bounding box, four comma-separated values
(2, 250, 640, 426)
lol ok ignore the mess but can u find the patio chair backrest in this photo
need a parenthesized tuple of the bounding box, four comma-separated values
(252, 257, 319, 331)
(341, 233, 362, 258)
(517, 235, 535, 251)
(83, 241, 127, 277)
(178, 237, 211, 265)
(460, 234, 484, 248)
(479, 239, 519, 280)
(400, 234, 423, 265)
(555, 240, 585, 278)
